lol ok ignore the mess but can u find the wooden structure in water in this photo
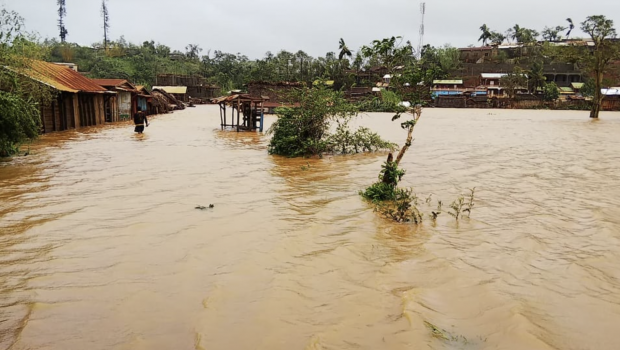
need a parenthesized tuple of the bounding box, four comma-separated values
(212, 94, 266, 132)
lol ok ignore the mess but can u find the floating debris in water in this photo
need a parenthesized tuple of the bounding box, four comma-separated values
(195, 204, 215, 210)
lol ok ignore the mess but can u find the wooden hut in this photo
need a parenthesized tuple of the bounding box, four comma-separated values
(212, 94, 266, 132)
(13, 60, 111, 133)
(149, 89, 173, 114)
(152, 88, 185, 110)
(152, 86, 188, 103)
(91, 79, 139, 121)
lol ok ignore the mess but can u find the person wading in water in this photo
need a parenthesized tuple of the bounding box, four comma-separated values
(133, 107, 149, 134)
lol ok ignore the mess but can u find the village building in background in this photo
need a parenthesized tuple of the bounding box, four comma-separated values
(246, 81, 304, 113)
(152, 86, 188, 103)
(155, 74, 219, 104)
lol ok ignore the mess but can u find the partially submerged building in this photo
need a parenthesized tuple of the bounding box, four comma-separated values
(91, 79, 139, 121)
(212, 94, 266, 132)
(15, 60, 111, 133)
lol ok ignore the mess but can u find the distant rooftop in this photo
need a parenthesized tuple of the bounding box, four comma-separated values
(152, 86, 188, 94)
(481, 73, 508, 79)
(433, 80, 463, 85)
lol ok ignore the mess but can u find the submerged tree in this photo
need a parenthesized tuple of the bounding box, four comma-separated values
(579, 15, 620, 118)
(57, 0, 68, 42)
(268, 85, 394, 157)
(101, 0, 109, 51)
(361, 106, 422, 201)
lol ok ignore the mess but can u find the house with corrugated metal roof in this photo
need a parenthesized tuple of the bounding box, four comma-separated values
(92, 79, 139, 121)
(9, 60, 112, 133)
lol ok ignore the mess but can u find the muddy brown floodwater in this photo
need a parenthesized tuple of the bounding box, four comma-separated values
(1, 106, 620, 350)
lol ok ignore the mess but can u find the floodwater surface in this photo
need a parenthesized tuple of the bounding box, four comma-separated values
(1, 107, 620, 350)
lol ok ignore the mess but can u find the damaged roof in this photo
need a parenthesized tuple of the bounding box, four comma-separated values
(16, 60, 109, 93)
(92, 79, 138, 92)
(152, 86, 188, 94)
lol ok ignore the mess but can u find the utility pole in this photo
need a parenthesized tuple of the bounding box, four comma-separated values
(418, 2, 426, 59)
(57, 0, 68, 42)
(101, 0, 110, 51)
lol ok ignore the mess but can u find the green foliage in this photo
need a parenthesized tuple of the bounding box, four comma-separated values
(268, 85, 392, 157)
(372, 187, 475, 224)
(543, 82, 560, 101)
(375, 188, 424, 223)
(357, 90, 408, 113)
(1, 6, 52, 156)
(361, 160, 405, 201)
(527, 60, 546, 92)
(0, 91, 40, 157)
(581, 78, 596, 97)
(328, 121, 396, 154)
(500, 67, 528, 99)
(447, 188, 476, 221)
(579, 15, 620, 117)
(542, 25, 567, 41)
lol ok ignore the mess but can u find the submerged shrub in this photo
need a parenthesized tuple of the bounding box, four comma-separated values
(268, 85, 393, 157)
(360, 158, 405, 202)
(0, 91, 40, 157)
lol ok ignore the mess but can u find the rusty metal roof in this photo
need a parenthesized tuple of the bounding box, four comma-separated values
(92, 79, 138, 92)
(212, 94, 266, 104)
(22, 61, 109, 93)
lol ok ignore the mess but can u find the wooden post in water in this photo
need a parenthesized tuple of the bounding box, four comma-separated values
(259, 101, 264, 132)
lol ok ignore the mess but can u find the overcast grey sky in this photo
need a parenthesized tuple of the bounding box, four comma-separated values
(3, 0, 620, 59)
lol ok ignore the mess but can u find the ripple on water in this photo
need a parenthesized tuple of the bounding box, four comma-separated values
(1, 107, 620, 349)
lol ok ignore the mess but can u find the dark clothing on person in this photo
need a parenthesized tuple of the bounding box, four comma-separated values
(134, 111, 148, 133)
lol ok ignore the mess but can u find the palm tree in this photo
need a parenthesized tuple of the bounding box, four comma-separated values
(479, 24, 492, 46)
(490, 31, 506, 46)
(338, 38, 352, 60)
(566, 18, 575, 39)
(507, 24, 523, 43)
(527, 61, 546, 93)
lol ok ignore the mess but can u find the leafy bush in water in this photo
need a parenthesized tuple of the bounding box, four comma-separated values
(0, 91, 40, 157)
(328, 121, 396, 155)
(268, 85, 394, 157)
(356, 90, 408, 113)
(360, 159, 405, 201)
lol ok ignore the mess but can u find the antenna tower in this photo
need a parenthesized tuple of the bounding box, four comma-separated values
(418, 2, 426, 59)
